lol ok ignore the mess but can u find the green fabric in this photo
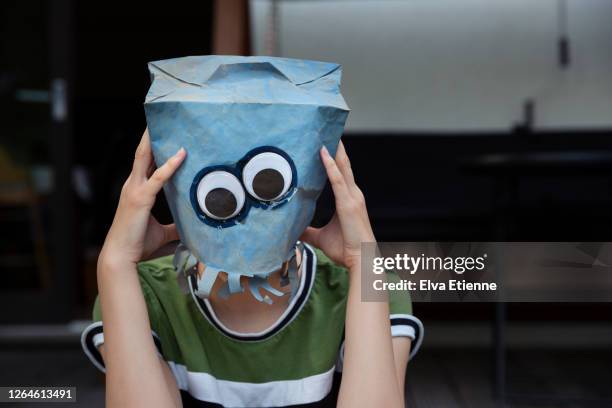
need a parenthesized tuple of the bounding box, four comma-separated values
(387, 270, 414, 315)
(91, 246, 413, 383)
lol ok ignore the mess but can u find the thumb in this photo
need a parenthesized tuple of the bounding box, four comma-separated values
(300, 226, 321, 248)
(162, 223, 180, 244)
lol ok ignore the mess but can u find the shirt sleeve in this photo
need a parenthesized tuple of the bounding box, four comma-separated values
(387, 271, 424, 360)
(80, 271, 166, 373)
(335, 271, 425, 373)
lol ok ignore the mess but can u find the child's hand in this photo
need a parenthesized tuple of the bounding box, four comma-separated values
(99, 129, 186, 268)
(300, 141, 375, 271)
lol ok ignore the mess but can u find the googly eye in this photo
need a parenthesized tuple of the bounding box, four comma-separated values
(196, 171, 245, 220)
(242, 152, 293, 201)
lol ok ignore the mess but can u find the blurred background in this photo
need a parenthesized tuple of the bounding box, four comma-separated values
(1, 0, 611, 406)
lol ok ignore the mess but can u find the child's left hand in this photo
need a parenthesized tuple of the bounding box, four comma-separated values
(300, 141, 375, 271)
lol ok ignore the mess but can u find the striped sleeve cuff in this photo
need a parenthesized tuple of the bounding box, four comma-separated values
(80, 321, 163, 373)
(336, 314, 424, 372)
(390, 314, 424, 360)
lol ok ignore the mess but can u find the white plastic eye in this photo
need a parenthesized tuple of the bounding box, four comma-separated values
(242, 152, 292, 201)
(196, 171, 246, 220)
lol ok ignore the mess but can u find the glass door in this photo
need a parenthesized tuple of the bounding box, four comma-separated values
(0, 0, 76, 323)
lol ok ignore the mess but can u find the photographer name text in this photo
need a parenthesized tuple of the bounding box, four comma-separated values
(371, 253, 497, 292)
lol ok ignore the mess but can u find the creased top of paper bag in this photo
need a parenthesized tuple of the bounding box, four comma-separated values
(145, 55, 349, 111)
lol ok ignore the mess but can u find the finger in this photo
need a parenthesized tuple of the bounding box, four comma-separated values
(162, 224, 180, 243)
(321, 146, 352, 206)
(132, 129, 153, 179)
(145, 147, 186, 194)
(335, 141, 356, 188)
(300, 226, 321, 248)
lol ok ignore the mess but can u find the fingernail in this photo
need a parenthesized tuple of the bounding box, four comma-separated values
(321, 145, 330, 157)
(171, 148, 185, 163)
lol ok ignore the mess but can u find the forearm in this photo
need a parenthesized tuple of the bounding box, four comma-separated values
(337, 262, 403, 408)
(98, 258, 180, 408)
(306, 142, 406, 407)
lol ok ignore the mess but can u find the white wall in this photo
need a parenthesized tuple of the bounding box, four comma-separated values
(250, 0, 612, 132)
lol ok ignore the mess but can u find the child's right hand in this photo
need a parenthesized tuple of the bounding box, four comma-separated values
(98, 129, 186, 269)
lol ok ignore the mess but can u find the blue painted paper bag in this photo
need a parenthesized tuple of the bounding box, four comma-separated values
(144, 55, 349, 299)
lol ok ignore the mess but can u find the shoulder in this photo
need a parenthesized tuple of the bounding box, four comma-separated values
(135, 255, 190, 325)
(308, 246, 424, 360)
(136, 255, 180, 295)
(138, 254, 176, 280)
(306, 246, 349, 304)
(311, 246, 349, 293)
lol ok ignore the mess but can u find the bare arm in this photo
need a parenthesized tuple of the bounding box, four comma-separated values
(339, 266, 405, 408)
(392, 337, 411, 403)
(97, 130, 185, 408)
(98, 343, 180, 407)
(98, 261, 181, 408)
(301, 142, 408, 408)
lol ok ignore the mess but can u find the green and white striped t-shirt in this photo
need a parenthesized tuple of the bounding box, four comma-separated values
(82, 244, 423, 407)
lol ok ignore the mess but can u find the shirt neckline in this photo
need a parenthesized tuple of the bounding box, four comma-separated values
(188, 243, 317, 342)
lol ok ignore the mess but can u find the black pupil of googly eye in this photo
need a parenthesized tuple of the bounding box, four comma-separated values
(205, 188, 237, 218)
(253, 168, 284, 200)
